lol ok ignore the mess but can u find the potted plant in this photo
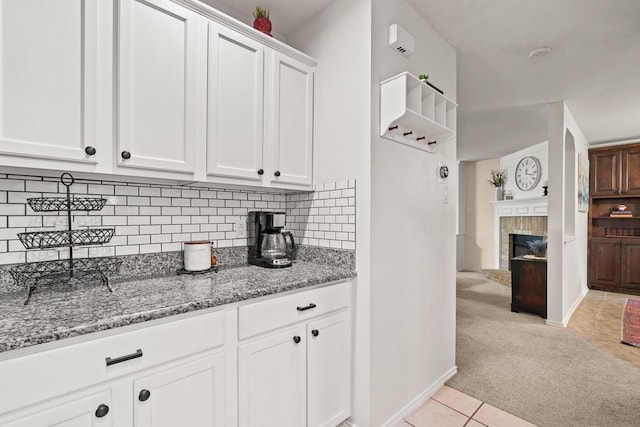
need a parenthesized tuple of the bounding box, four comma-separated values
(527, 239, 547, 258)
(253, 6, 272, 37)
(488, 168, 508, 200)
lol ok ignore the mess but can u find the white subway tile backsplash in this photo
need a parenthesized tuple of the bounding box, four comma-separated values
(115, 185, 139, 196)
(115, 206, 139, 216)
(161, 188, 181, 198)
(0, 175, 356, 263)
(0, 179, 24, 191)
(162, 242, 181, 252)
(139, 187, 161, 197)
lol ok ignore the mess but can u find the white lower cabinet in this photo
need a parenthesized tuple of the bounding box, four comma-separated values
(237, 282, 352, 427)
(133, 352, 226, 427)
(238, 325, 306, 427)
(4, 390, 114, 427)
(307, 311, 351, 427)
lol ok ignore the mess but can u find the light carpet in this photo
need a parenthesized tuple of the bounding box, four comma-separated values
(447, 272, 640, 427)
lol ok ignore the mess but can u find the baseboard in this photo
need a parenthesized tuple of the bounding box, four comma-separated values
(561, 287, 589, 326)
(381, 365, 458, 427)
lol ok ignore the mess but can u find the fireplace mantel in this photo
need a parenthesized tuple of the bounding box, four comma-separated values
(492, 197, 548, 269)
(491, 196, 548, 217)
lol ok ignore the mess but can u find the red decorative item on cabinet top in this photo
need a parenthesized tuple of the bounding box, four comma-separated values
(253, 5, 272, 37)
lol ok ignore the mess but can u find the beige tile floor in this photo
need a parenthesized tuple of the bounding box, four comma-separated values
(567, 289, 640, 368)
(399, 385, 536, 427)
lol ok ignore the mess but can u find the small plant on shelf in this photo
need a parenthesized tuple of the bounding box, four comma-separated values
(488, 168, 508, 188)
(527, 239, 547, 257)
(419, 74, 429, 81)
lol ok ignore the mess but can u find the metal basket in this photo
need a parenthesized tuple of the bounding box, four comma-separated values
(17, 228, 115, 249)
(27, 197, 107, 212)
(9, 257, 122, 304)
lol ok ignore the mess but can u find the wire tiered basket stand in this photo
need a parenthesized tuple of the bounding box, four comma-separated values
(9, 173, 122, 304)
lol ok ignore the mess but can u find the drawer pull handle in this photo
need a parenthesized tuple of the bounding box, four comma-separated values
(95, 404, 110, 418)
(293, 335, 301, 344)
(105, 349, 143, 366)
(139, 389, 151, 402)
(297, 303, 316, 312)
(311, 329, 319, 337)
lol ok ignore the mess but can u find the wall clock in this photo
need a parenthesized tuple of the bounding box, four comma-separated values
(515, 156, 541, 191)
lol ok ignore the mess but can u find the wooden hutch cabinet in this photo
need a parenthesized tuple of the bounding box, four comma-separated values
(588, 142, 640, 295)
(590, 144, 640, 196)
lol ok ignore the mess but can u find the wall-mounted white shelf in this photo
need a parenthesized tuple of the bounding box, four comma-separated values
(380, 72, 457, 153)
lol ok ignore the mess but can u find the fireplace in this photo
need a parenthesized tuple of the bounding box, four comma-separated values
(509, 234, 544, 270)
(492, 197, 548, 270)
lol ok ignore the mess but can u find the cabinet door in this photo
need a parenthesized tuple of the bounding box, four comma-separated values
(0, 0, 106, 168)
(207, 23, 265, 183)
(117, 0, 199, 174)
(3, 390, 112, 427)
(238, 326, 306, 427)
(590, 150, 621, 196)
(589, 239, 621, 287)
(621, 145, 640, 195)
(621, 242, 640, 291)
(307, 311, 351, 427)
(268, 52, 314, 188)
(134, 353, 225, 427)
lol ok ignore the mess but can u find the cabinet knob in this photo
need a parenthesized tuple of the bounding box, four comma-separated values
(274, 171, 281, 177)
(311, 329, 319, 337)
(121, 151, 132, 160)
(84, 146, 97, 156)
(293, 335, 301, 344)
(139, 389, 151, 402)
(257, 168, 264, 175)
(95, 404, 110, 418)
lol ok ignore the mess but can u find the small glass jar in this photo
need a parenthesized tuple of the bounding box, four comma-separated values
(503, 190, 513, 200)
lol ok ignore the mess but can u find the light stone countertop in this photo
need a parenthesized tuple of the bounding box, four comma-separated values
(0, 261, 355, 354)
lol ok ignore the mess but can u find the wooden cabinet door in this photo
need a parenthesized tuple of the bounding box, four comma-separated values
(3, 390, 112, 427)
(590, 150, 621, 196)
(589, 239, 621, 287)
(621, 145, 640, 195)
(307, 311, 351, 427)
(238, 326, 306, 427)
(206, 22, 265, 183)
(117, 0, 199, 175)
(134, 353, 225, 427)
(0, 0, 107, 169)
(267, 52, 314, 188)
(621, 242, 640, 291)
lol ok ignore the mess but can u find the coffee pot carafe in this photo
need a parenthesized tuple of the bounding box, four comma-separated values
(248, 212, 295, 268)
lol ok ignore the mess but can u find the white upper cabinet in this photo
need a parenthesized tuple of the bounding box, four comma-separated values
(206, 22, 265, 183)
(116, 0, 200, 176)
(0, 0, 109, 171)
(268, 52, 314, 188)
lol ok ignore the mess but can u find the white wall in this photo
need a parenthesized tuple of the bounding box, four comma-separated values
(546, 102, 589, 326)
(288, 1, 373, 424)
(463, 159, 499, 271)
(371, 1, 457, 425)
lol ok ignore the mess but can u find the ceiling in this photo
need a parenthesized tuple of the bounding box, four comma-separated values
(206, 0, 640, 161)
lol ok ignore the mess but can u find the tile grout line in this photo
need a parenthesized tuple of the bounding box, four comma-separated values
(432, 396, 484, 421)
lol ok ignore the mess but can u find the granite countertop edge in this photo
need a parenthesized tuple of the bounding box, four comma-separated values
(0, 262, 355, 355)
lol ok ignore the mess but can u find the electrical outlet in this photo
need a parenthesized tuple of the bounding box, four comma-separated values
(235, 220, 247, 238)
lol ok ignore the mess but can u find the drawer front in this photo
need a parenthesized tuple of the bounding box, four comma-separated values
(238, 281, 350, 340)
(0, 310, 224, 415)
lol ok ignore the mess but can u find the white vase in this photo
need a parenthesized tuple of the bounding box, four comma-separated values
(495, 187, 504, 201)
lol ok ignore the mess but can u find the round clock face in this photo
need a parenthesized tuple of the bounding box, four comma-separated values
(515, 156, 541, 191)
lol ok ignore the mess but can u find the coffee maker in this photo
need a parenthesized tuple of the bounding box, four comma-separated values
(248, 211, 295, 268)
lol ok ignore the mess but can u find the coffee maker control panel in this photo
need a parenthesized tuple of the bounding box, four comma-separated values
(272, 258, 292, 266)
